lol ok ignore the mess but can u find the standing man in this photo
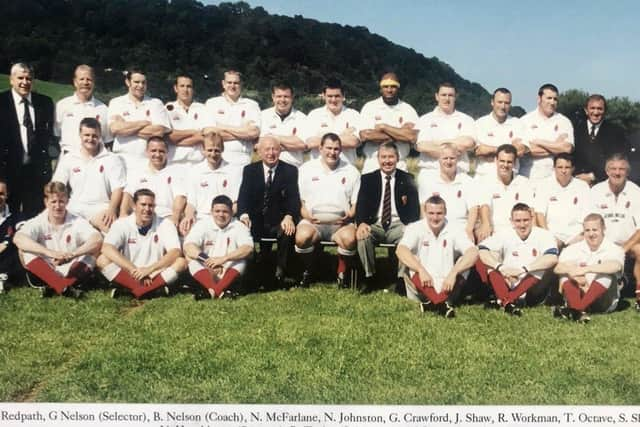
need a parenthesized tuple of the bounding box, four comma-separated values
(184, 195, 253, 300)
(474, 88, 526, 178)
(0, 63, 55, 217)
(98, 189, 187, 299)
(478, 203, 559, 315)
(237, 136, 301, 289)
(396, 196, 479, 318)
(203, 70, 261, 169)
(295, 133, 360, 287)
(359, 72, 418, 173)
(306, 78, 362, 165)
(259, 83, 308, 167)
(14, 182, 102, 298)
(55, 64, 111, 156)
(165, 74, 206, 167)
(355, 142, 420, 291)
(554, 213, 624, 322)
(108, 68, 171, 172)
(519, 83, 574, 183)
(52, 118, 125, 233)
(573, 94, 627, 186)
(415, 82, 476, 174)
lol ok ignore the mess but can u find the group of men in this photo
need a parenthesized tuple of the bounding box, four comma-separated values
(0, 62, 638, 322)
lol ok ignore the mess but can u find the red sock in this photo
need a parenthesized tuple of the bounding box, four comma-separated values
(411, 273, 448, 304)
(135, 274, 167, 298)
(506, 274, 539, 304)
(193, 269, 218, 290)
(113, 270, 145, 298)
(27, 258, 76, 295)
(337, 255, 347, 275)
(67, 261, 92, 281)
(475, 259, 489, 284)
(487, 270, 510, 304)
(212, 268, 240, 297)
(564, 280, 607, 312)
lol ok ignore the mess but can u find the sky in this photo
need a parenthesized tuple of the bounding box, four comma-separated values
(204, 0, 639, 111)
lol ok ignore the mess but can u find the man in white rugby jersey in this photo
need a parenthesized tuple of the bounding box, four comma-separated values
(306, 78, 362, 166)
(52, 117, 125, 233)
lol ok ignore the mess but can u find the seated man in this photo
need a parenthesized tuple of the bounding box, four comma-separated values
(478, 203, 559, 316)
(396, 196, 478, 318)
(295, 133, 360, 286)
(121, 136, 186, 226)
(14, 182, 102, 298)
(98, 189, 187, 299)
(52, 117, 125, 233)
(355, 142, 420, 292)
(0, 180, 22, 293)
(554, 213, 624, 323)
(184, 195, 253, 300)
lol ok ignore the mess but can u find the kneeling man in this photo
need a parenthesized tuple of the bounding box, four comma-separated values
(184, 195, 253, 299)
(396, 196, 478, 317)
(98, 189, 186, 298)
(554, 213, 624, 322)
(14, 182, 102, 297)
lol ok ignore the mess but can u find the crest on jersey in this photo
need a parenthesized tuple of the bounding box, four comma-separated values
(167, 176, 172, 184)
(443, 239, 447, 248)
(457, 122, 462, 130)
(321, 123, 328, 128)
(140, 178, 148, 183)
(223, 179, 227, 188)
(341, 177, 346, 185)
(512, 251, 519, 257)
(127, 238, 136, 244)
(194, 113, 198, 120)
(493, 193, 501, 199)
(99, 165, 104, 173)
(457, 190, 462, 198)
(573, 197, 578, 205)
(554, 124, 559, 132)
(200, 181, 208, 188)
(515, 192, 519, 200)
(146, 109, 150, 117)
(532, 248, 537, 257)
(375, 115, 381, 121)
(292, 127, 297, 135)
(398, 116, 403, 124)
(488, 132, 494, 137)
(154, 235, 159, 243)
(72, 167, 81, 173)
(423, 241, 430, 247)
(430, 123, 438, 128)
(241, 110, 246, 118)
(626, 201, 631, 208)
(66, 234, 72, 244)
(550, 196, 558, 202)
(95, 114, 100, 121)
(509, 131, 513, 138)
(217, 109, 225, 114)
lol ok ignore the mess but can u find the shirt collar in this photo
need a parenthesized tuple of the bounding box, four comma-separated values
(12, 89, 31, 105)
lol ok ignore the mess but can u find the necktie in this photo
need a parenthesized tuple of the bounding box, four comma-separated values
(22, 98, 35, 157)
(263, 168, 273, 215)
(589, 123, 597, 141)
(381, 174, 392, 231)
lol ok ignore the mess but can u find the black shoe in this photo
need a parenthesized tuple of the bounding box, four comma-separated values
(274, 274, 286, 290)
(63, 286, 83, 299)
(420, 301, 434, 313)
(575, 311, 591, 324)
(394, 278, 406, 296)
(110, 288, 121, 299)
(299, 270, 311, 288)
(193, 288, 213, 301)
(635, 301, 640, 313)
(41, 287, 55, 298)
(336, 272, 349, 289)
(0, 273, 8, 294)
(504, 303, 522, 317)
(442, 302, 456, 318)
(484, 299, 501, 310)
(218, 289, 238, 300)
(552, 305, 570, 319)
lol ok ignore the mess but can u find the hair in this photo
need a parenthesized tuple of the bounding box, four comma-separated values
(496, 144, 517, 157)
(203, 131, 223, 148)
(44, 182, 69, 199)
(605, 152, 630, 167)
(125, 68, 145, 81)
(585, 93, 607, 110)
(320, 132, 342, 147)
(223, 70, 242, 81)
(511, 202, 532, 216)
(271, 82, 293, 95)
(439, 142, 458, 155)
(79, 117, 101, 133)
(74, 64, 94, 79)
(378, 142, 399, 157)
(146, 136, 168, 149)
(10, 62, 34, 77)
(323, 77, 344, 94)
(437, 82, 456, 93)
(492, 87, 511, 99)
(133, 188, 155, 203)
(425, 195, 446, 208)
(174, 74, 193, 86)
(553, 152, 574, 166)
(211, 194, 233, 210)
(583, 212, 605, 228)
(538, 83, 559, 96)
(379, 71, 399, 83)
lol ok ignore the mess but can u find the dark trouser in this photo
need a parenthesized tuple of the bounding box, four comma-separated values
(8, 163, 49, 219)
(253, 223, 294, 289)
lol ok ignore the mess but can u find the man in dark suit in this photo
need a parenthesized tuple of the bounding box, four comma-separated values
(0, 63, 55, 218)
(355, 142, 420, 293)
(573, 94, 627, 185)
(237, 136, 301, 289)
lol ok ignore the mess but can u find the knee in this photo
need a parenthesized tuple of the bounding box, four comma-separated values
(295, 225, 316, 247)
(173, 257, 188, 272)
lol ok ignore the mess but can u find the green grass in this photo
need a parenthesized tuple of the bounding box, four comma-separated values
(1, 283, 639, 404)
(0, 74, 72, 102)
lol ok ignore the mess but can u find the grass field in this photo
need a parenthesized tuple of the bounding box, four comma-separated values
(0, 74, 72, 102)
(2, 280, 639, 405)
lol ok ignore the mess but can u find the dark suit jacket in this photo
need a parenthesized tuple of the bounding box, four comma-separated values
(0, 90, 54, 186)
(573, 119, 627, 182)
(355, 169, 420, 226)
(237, 160, 301, 238)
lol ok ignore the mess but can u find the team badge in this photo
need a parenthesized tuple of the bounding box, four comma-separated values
(512, 251, 519, 257)
(430, 123, 438, 128)
(509, 131, 513, 138)
(154, 235, 159, 243)
(223, 179, 227, 188)
(423, 241, 430, 247)
(99, 165, 104, 173)
(532, 248, 537, 257)
(140, 178, 148, 183)
(573, 197, 578, 205)
(217, 109, 225, 115)
(95, 114, 100, 121)
(457, 190, 462, 198)
(457, 122, 462, 130)
(200, 182, 208, 188)
(375, 115, 381, 121)
(194, 113, 198, 120)
(123, 112, 130, 117)
(72, 167, 81, 173)
(550, 196, 558, 202)
(292, 127, 297, 135)
(241, 110, 246, 118)
(166, 104, 174, 111)
(487, 132, 494, 137)
(66, 113, 74, 117)
(167, 176, 172, 184)
(493, 194, 501, 199)
(442, 239, 447, 248)
(127, 238, 136, 244)
(554, 124, 559, 132)
(66, 234, 72, 244)
(341, 177, 346, 185)
(312, 177, 320, 182)
(515, 192, 519, 200)
(321, 123, 328, 128)
(398, 116, 403, 124)
(146, 109, 150, 117)
(626, 201, 631, 208)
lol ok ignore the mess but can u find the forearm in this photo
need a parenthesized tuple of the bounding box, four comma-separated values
(167, 129, 200, 143)
(396, 245, 424, 273)
(183, 242, 202, 260)
(535, 212, 548, 229)
(478, 249, 502, 269)
(275, 135, 306, 152)
(586, 260, 622, 275)
(120, 193, 133, 217)
(359, 129, 392, 144)
(526, 254, 558, 272)
(221, 244, 253, 263)
(145, 248, 180, 273)
(452, 247, 479, 275)
(215, 124, 260, 140)
(338, 132, 360, 149)
(73, 234, 103, 257)
(110, 120, 150, 137)
(109, 189, 123, 215)
(475, 143, 498, 156)
(13, 233, 51, 257)
(171, 196, 186, 224)
(101, 243, 137, 272)
(381, 125, 417, 144)
(623, 230, 640, 253)
(138, 125, 170, 139)
(176, 134, 204, 147)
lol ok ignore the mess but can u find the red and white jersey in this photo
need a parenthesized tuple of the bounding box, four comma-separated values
(124, 164, 186, 219)
(359, 97, 419, 173)
(533, 176, 592, 243)
(184, 160, 241, 220)
(417, 169, 479, 231)
(298, 158, 360, 215)
(479, 226, 558, 269)
(19, 211, 99, 259)
(203, 95, 261, 167)
(416, 108, 476, 172)
(260, 107, 309, 167)
(55, 94, 111, 153)
(591, 180, 640, 245)
(559, 239, 624, 287)
(104, 214, 180, 267)
(305, 106, 363, 165)
(519, 110, 574, 180)
(474, 113, 525, 177)
(475, 173, 534, 232)
(185, 217, 253, 258)
(399, 220, 474, 292)
(52, 148, 125, 213)
(108, 94, 171, 159)
(165, 100, 207, 164)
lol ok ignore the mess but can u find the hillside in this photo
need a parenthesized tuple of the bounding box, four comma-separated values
(0, 0, 493, 115)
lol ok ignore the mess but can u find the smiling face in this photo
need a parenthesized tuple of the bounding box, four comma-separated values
(324, 87, 344, 115)
(583, 218, 605, 251)
(174, 76, 194, 105)
(606, 158, 629, 190)
(79, 125, 101, 156)
(491, 91, 511, 122)
(496, 150, 516, 182)
(146, 139, 168, 170)
(202, 137, 224, 169)
(425, 201, 447, 233)
(436, 86, 456, 114)
(538, 88, 558, 117)
(378, 146, 398, 175)
(222, 72, 242, 101)
(439, 146, 458, 178)
(73, 67, 94, 100)
(126, 72, 147, 101)
(10, 67, 33, 97)
(585, 98, 606, 125)
(511, 209, 533, 240)
(45, 192, 68, 223)
(320, 137, 342, 169)
(211, 202, 232, 228)
(272, 88, 293, 116)
(134, 195, 155, 226)
(259, 136, 281, 168)
(553, 158, 574, 187)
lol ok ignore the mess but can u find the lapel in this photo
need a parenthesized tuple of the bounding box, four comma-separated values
(3, 91, 20, 131)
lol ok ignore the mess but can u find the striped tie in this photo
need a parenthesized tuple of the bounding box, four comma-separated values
(382, 174, 392, 231)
